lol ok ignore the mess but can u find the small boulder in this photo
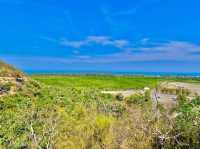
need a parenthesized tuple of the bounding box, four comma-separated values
(16, 77, 24, 83)
(144, 87, 150, 91)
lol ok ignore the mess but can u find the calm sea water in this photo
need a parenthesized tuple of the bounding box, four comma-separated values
(25, 70, 200, 77)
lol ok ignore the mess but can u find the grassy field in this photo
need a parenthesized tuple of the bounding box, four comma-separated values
(31, 75, 160, 89)
(168, 77, 200, 84)
(32, 75, 200, 90)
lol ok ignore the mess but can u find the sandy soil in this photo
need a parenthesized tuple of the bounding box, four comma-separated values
(151, 91, 177, 110)
(101, 89, 177, 114)
(101, 81, 200, 111)
(161, 82, 200, 96)
(154, 81, 200, 111)
(0, 77, 23, 97)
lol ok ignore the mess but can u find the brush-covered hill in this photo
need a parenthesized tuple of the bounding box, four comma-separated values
(0, 61, 25, 96)
(0, 61, 200, 149)
(0, 61, 24, 78)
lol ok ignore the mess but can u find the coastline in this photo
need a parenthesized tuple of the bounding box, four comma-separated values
(26, 70, 200, 78)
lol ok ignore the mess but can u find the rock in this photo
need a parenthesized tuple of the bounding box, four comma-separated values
(16, 77, 24, 83)
(144, 87, 150, 91)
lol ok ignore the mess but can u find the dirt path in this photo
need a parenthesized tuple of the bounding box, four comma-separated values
(102, 88, 177, 112)
(153, 81, 200, 112)
(151, 90, 177, 111)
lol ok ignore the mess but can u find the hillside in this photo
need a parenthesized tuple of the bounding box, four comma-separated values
(0, 61, 24, 77)
(0, 61, 25, 96)
(0, 62, 200, 148)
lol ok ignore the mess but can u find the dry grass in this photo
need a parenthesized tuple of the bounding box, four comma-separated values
(0, 61, 24, 77)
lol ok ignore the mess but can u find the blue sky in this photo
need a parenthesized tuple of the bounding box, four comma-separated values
(0, 0, 200, 73)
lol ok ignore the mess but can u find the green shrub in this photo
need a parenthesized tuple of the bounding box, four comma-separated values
(110, 101, 126, 116)
(177, 94, 187, 105)
(191, 97, 200, 106)
(182, 88, 191, 96)
(115, 93, 124, 101)
(160, 87, 191, 96)
(0, 83, 12, 92)
(95, 115, 113, 130)
(1, 75, 200, 148)
(125, 93, 145, 105)
(144, 90, 151, 102)
(173, 96, 200, 148)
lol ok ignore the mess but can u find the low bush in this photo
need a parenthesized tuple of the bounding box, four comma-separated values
(0, 83, 12, 93)
(125, 93, 145, 105)
(115, 93, 124, 101)
(160, 87, 191, 96)
(125, 91, 151, 106)
(1, 77, 199, 148)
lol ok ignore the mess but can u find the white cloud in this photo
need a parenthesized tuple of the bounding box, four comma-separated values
(76, 55, 91, 59)
(2, 40, 200, 72)
(114, 40, 130, 48)
(61, 36, 129, 49)
(140, 41, 200, 55)
(87, 36, 111, 44)
(115, 41, 200, 62)
(41, 35, 200, 63)
(67, 40, 200, 63)
(140, 38, 150, 45)
(61, 40, 87, 48)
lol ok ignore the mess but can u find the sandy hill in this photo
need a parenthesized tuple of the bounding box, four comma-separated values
(0, 61, 24, 78)
(0, 61, 26, 96)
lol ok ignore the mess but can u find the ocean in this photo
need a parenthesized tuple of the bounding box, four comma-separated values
(25, 70, 200, 77)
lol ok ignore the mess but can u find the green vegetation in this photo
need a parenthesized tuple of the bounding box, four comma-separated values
(166, 77, 200, 84)
(128, 91, 150, 105)
(160, 87, 191, 95)
(0, 83, 12, 92)
(115, 93, 124, 101)
(173, 95, 200, 148)
(0, 80, 154, 148)
(32, 75, 159, 89)
(1, 63, 200, 148)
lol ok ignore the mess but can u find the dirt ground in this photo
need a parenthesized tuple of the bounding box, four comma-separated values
(151, 91, 177, 110)
(0, 77, 25, 97)
(102, 81, 200, 112)
(163, 82, 200, 96)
